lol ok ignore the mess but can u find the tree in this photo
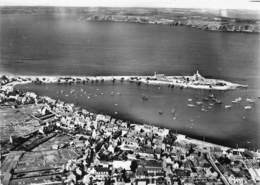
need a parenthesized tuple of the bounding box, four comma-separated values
(130, 160, 138, 173)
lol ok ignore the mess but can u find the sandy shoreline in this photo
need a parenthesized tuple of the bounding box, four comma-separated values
(1, 72, 248, 91)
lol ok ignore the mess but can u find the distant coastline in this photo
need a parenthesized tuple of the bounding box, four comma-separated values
(1, 6, 260, 33)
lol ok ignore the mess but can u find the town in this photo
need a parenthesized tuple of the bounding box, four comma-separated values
(1, 75, 259, 185)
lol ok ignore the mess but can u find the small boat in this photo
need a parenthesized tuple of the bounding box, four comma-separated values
(246, 98, 255, 103)
(209, 94, 214, 98)
(114, 104, 118, 106)
(187, 104, 196, 107)
(188, 99, 192, 102)
(213, 98, 222, 104)
(196, 101, 203, 105)
(201, 108, 208, 112)
(114, 111, 118, 115)
(232, 97, 242, 103)
(203, 97, 209, 101)
(244, 105, 252, 110)
(171, 108, 176, 115)
(225, 105, 232, 109)
(142, 95, 149, 101)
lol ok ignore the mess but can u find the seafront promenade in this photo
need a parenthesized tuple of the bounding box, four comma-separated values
(1, 74, 259, 185)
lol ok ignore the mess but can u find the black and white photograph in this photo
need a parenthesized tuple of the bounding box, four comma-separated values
(0, 0, 260, 184)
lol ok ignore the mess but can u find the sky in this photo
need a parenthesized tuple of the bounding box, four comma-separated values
(0, 0, 260, 10)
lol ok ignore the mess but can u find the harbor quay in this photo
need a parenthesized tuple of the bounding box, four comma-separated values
(0, 75, 259, 185)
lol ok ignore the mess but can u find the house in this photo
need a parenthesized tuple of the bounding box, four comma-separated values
(139, 160, 164, 177)
(121, 138, 139, 151)
(135, 179, 148, 185)
(94, 166, 110, 180)
(113, 160, 132, 171)
(174, 169, 190, 177)
(136, 165, 148, 178)
(137, 148, 154, 159)
(153, 72, 169, 81)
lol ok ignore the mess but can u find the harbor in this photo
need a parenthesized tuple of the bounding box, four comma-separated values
(1, 75, 260, 185)
(1, 73, 258, 149)
(1, 73, 259, 148)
